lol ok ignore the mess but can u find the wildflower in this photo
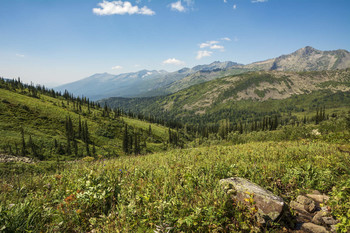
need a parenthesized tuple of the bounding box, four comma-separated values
(76, 209, 82, 214)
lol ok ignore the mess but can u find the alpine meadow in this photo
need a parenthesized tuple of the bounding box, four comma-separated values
(1, 0, 350, 232)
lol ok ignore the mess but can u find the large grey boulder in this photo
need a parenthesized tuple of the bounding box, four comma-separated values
(220, 177, 285, 222)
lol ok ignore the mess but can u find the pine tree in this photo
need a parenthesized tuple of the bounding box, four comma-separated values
(78, 116, 82, 139)
(21, 128, 26, 156)
(122, 124, 129, 154)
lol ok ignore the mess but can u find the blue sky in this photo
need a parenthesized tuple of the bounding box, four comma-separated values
(0, 0, 349, 86)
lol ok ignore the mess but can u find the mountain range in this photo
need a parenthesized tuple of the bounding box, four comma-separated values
(55, 46, 350, 100)
(102, 69, 350, 124)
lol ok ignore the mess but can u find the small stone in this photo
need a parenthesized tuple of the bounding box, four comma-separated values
(296, 195, 317, 213)
(301, 222, 329, 233)
(312, 210, 327, 225)
(308, 201, 316, 213)
(297, 195, 313, 205)
(330, 225, 337, 232)
(322, 217, 338, 226)
(307, 194, 330, 203)
(290, 200, 309, 215)
(311, 190, 322, 195)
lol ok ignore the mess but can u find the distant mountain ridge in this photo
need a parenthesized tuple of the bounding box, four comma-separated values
(102, 69, 350, 124)
(55, 46, 350, 100)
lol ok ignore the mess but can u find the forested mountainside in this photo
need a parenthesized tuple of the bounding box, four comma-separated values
(0, 78, 187, 161)
(103, 69, 350, 125)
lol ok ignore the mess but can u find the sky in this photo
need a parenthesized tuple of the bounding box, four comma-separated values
(0, 0, 349, 86)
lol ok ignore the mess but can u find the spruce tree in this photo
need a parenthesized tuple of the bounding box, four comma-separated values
(122, 124, 129, 154)
(21, 128, 26, 156)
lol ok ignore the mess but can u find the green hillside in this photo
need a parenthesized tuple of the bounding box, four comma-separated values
(103, 69, 350, 125)
(0, 78, 177, 161)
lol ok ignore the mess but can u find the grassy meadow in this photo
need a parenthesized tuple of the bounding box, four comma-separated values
(1, 140, 350, 232)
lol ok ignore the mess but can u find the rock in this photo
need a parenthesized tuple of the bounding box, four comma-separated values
(296, 195, 316, 213)
(310, 190, 322, 195)
(297, 195, 313, 205)
(322, 217, 338, 226)
(308, 201, 316, 213)
(301, 222, 329, 233)
(330, 225, 337, 232)
(312, 210, 327, 225)
(220, 177, 284, 222)
(307, 194, 330, 203)
(290, 200, 310, 215)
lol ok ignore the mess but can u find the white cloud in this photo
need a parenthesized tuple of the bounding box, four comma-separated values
(170, 1, 185, 12)
(112, 65, 123, 70)
(233, 4, 237, 9)
(170, 0, 194, 12)
(221, 37, 231, 41)
(162, 58, 185, 65)
(224, 0, 227, 3)
(16, 54, 25, 58)
(199, 40, 219, 48)
(196, 50, 212, 60)
(93, 1, 155, 16)
(210, 44, 224, 51)
(252, 0, 268, 3)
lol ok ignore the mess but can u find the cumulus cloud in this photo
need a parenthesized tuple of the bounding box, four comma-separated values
(162, 58, 185, 65)
(224, 0, 227, 3)
(252, 0, 268, 3)
(112, 65, 123, 70)
(93, 1, 155, 16)
(199, 40, 219, 48)
(16, 54, 25, 58)
(196, 50, 212, 60)
(170, 1, 185, 12)
(233, 4, 237, 9)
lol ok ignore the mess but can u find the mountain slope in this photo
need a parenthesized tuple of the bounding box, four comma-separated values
(103, 69, 350, 124)
(55, 61, 241, 100)
(56, 47, 350, 100)
(0, 79, 174, 160)
(245, 46, 350, 71)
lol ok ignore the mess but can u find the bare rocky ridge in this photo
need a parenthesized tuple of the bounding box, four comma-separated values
(245, 46, 350, 72)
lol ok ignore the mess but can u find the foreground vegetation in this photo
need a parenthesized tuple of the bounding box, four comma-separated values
(1, 138, 350, 232)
